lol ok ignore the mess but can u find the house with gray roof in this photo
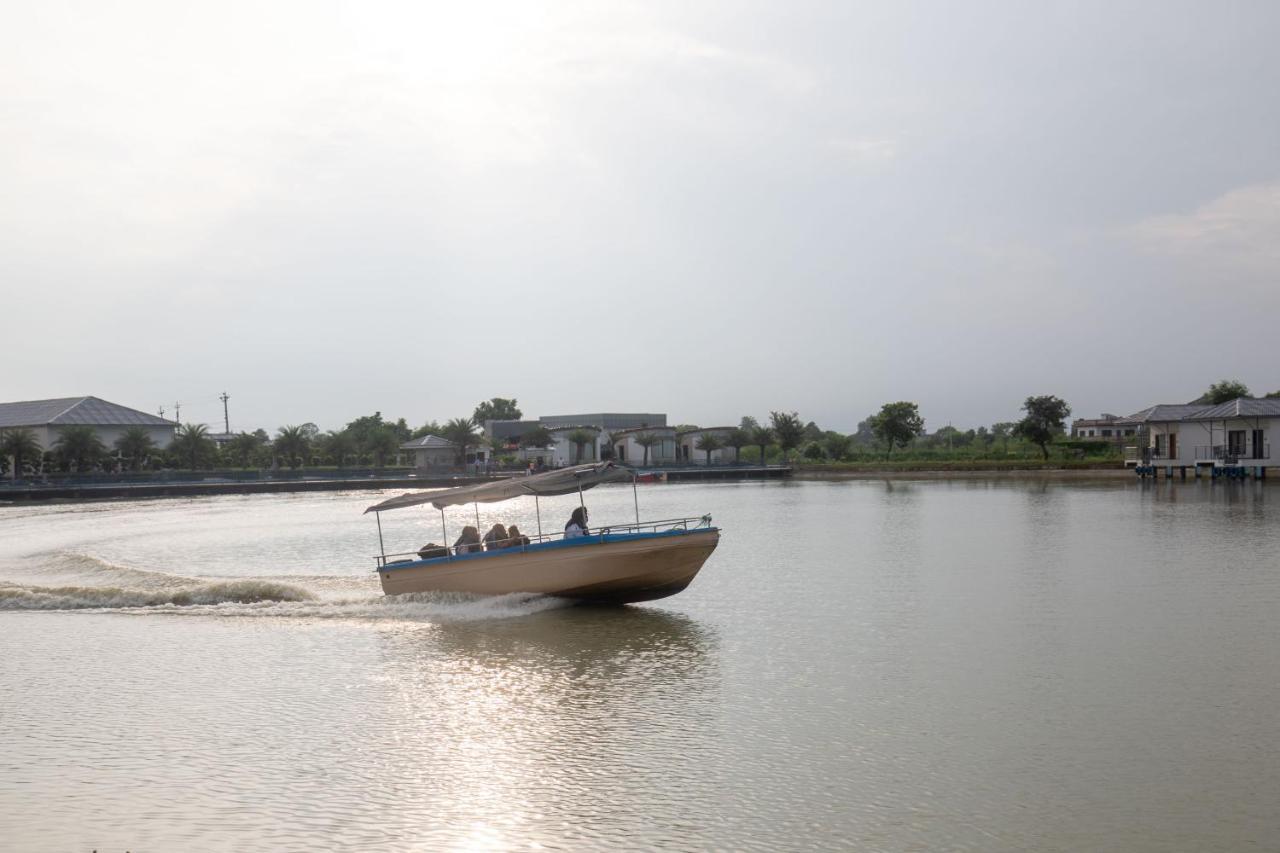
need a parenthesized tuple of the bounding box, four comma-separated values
(0, 396, 176, 452)
(1122, 398, 1278, 469)
(399, 434, 458, 469)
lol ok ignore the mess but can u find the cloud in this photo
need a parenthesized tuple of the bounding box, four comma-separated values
(1126, 181, 1280, 278)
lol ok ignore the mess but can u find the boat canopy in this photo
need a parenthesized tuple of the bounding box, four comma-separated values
(364, 461, 632, 513)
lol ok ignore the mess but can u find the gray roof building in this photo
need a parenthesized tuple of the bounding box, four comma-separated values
(0, 396, 174, 429)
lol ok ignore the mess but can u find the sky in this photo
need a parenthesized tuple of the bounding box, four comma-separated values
(4, 1, 1279, 434)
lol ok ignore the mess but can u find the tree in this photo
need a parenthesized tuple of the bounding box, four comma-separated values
(226, 432, 263, 468)
(473, 398, 522, 425)
(695, 433, 723, 465)
(740, 416, 760, 432)
(520, 426, 552, 448)
(1267, 390, 1280, 399)
(441, 417, 480, 465)
(749, 425, 774, 466)
(801, 441, 826, 460)
(991, 422, 1016, 454)
(1, 428, 42, 479)
(870, 402, 924, 455)
(633, 432, 661, 466)
(1198, 379, 1251, 404)
(274, 425, 311, 469)
(52, 425, 107, 471)
(566, 428, 597, 464)
(769, 411, 804, 462)
(1013, 395, 1071, 460)
(366, 429, 401, 467)
(823, 432, 852, 461)
(114, 427, 156, 471)
(411, 420, 443, 440)
(171, 423, 216, 470)
(318, 430, 357, 468)
(724, 427, 749, 463)
(801, 421, 824, 443)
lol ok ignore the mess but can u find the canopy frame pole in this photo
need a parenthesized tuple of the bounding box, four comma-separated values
(535, 496, 542, 538)
(474, 502, 481, 531)
(440, 508, 449, 560)
(375, 512, 386, 565)
(633, 473, 640, 524)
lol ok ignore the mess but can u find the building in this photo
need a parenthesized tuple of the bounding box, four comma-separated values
(677, 427, 737, 465)
(399, 435, 458, 468)
(1071, 414, 1137, 440)
(539, 413, 667, 431)
(548, 425, 603, 467)
(1123, 398, 1278, 469)
(609, 426, 678, 466)
(0, 396, 176, 452)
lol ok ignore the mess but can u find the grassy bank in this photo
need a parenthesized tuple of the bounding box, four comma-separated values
(793, 459, 1127, 478)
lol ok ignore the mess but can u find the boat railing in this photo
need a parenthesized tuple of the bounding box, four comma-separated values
(374, 515, 714, 570)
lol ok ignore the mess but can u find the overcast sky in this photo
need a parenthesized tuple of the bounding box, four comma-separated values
(5, 1, 1279, 433)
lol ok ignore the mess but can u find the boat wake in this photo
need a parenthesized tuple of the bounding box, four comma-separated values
(0, 577, 570, 622)
(0, 547, 573, 622)
(0, 579, 316, 611)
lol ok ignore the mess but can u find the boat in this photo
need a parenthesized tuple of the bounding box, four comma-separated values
(364, 461, 720, 604)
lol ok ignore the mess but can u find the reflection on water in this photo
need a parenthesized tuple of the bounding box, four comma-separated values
(2, 479, 1279, 851)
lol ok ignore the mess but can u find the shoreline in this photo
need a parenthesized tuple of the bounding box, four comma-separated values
(793, 467, 1135, 480)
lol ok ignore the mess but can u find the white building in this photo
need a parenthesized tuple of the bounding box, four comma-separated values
(676, 427, 737, 465)
(0, 396, 176, 452)
(1123, 398, 1278, 469)
(609, 426, 678, 467)
(549, 425, 602, 467)
(399, 435, 457, 468)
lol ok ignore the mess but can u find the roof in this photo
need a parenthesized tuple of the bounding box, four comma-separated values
(1187, 398, 1280, 420)
(675, 426, 736, 437)
(0, 396, 174, 429)
(610, 425, 677, 437)
(365, 461, 631, 513)
(548, 425, 601, 433)
(1121, 404, 1211, 424)
(400, 434, 456, 450)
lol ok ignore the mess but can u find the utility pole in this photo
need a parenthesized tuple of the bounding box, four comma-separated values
(174, 402, 182, 426)
(220, 392, 230, 434)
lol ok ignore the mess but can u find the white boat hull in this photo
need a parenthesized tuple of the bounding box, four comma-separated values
(379, 529, 720, 603)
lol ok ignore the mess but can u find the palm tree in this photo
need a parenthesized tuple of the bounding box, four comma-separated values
(724, 428, 749, 464)
(695, 433, 724, 465)
(770, 411, 804, 463)
(225, 432, 262, 468)
(750, 425, 774, 467)
(1, 428, 42, 479)
(565, 428, 598, 464)
(113, 427, 156, 470)
(442, 417, 480, 466)
(320, 430, 356, 468)
(633, 432, 661, 466)
(52, 425, 107, 472)
(274, 425, 311, 469)
(171, 423, 215, 470)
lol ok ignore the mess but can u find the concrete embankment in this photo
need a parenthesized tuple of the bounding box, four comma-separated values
(794, 464, 1131, 480)
(0, 475, 494, 503)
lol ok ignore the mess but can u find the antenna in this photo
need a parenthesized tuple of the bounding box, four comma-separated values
(220, 391, 230, 434)
(158, 406, 166, 420)
(174, 402, 182, 426)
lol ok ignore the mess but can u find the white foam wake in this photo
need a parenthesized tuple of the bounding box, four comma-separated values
(0, 579, 314, 610)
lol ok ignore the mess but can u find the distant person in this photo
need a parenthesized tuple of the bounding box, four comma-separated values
(453, 526, 482, 555)
(507, 525, 530, 548)
(483, 523, 509, 551)
(564, 507, 590, 539)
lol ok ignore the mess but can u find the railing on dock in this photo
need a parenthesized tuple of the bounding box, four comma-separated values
(374, 515, 714, 570)
(1194, 444, 1271, 461)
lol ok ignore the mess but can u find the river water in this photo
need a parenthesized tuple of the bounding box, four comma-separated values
(1, 478, 1277, 851)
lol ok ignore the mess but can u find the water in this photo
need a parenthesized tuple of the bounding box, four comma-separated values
(2, 479, 1278, 851)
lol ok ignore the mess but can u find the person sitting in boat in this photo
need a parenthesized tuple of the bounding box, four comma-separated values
(453, 526, 482, 555)
(564, 507, 590, 539)
(483, 523, 509, 551)
(506, 525, 530, 548)
(416, 542, 448, 559)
